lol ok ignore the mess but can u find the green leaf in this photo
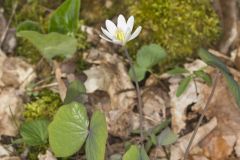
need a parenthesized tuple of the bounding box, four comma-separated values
(123, 145, 150, 160)
(223, 72, 240, 107)
(157, 127, 178, 146)
(86, 111, 108, 160)
(20, 119, 49, 146)
(48, 102, 89, 157)
(17, 31, 77, 60)
(151, 119, 171, 135)
(49, 0, 80, 34)
(129, 64, 147, 82)
(176, 76, 192, 97)
(150, 134, 157, 145)
(64, 80, 86, 104)
(136, 44, 166, 69)
(198, 48, 240, 107)
(194, 70, 212, 85)
(167, 67, 189, 75)
(198, 48, 230, 74)
(16, 20, 42, 32)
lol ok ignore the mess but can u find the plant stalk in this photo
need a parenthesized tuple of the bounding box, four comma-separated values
(183, 71, 220, 160)
(123, 47, 144, 144)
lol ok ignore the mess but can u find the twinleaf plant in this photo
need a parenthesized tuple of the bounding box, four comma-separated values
(16, 0, 80, 60)
(48, 102, 108, 159)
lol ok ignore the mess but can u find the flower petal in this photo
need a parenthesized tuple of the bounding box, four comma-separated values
(117, 14, 127, 32)
(129, 26, 142, 41)
(101, 27, 114, 40)
(113, 39, 123, 45)
(100, 34, 113, 43)
(106, 20, 117, 35)
(127, 16, 134, 33)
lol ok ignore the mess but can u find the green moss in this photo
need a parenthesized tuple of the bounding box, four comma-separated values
(127, 0, 221, 70)
(24, 89, 62, 120)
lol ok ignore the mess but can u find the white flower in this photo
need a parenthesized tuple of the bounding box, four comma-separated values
(100, 14, 142, 46)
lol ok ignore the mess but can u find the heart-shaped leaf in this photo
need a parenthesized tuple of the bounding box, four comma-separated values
(157, 127, 178, 146)
(86, 111, 108, 160)
(17, 31, 77, 60)
(123, 145, 149, 160)
(49, 0, 80, 34)
(64, 80, 86, 104)
(136, 44, 166, 69)
(16, 20, 42, 32)
(176, 76, 192, 97)
(48, 102, 89, 157)
(20, 119, 50, 146)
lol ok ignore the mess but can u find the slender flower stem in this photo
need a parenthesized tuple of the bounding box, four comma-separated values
(183, 71, 220, 160)
(124, 47, 144, 144)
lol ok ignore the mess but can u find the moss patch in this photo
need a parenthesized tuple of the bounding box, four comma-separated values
(127, 0, 221, 70)
(24, 89, 62, 120)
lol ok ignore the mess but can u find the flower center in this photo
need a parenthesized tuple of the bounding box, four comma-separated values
(115, 29, 125, 41)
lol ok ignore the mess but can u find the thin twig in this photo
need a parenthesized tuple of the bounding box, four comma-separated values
(183, 71, 221, 160)
(123, 47, 144, 145)
(0, 2, 18, 48)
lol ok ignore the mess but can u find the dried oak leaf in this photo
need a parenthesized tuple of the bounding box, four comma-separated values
(83, 49, 135, 137)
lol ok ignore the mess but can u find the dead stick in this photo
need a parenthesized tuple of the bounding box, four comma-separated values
(183, 71, 220, 160)
(0, 2, 18, 48)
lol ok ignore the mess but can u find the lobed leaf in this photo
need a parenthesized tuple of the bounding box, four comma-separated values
(48, 102, 89, 157)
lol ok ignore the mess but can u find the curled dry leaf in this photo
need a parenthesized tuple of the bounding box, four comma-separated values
(83, 49, 135, 137)
(170, 117, 217, 160)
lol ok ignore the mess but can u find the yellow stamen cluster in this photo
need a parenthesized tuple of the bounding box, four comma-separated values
(115, 29, 125, 41)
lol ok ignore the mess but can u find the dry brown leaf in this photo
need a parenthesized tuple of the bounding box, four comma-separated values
(132, 75, 169, 130)
(0, 144, 14, 157)
(192, 74, 240, 159)
(0, 88, 22, 136)
(38, 150, 57, 160)
(0, 54, 35, 136)
(0, 157, 20, 160)
(170, 117, 217, 160)
(169, 60, 208, 133)
(83, 49, 135, 137)
(54, 61, 67, 101)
